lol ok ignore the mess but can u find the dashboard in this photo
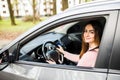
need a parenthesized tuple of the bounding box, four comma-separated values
(19, 32, 81, 64)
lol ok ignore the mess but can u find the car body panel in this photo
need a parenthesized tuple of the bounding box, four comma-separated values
(107, 10, 120, 80)
(107, 73, 120, 80)
(0, 62, 107, 80)
(0, 0, 120, 80)
(95, 10, 119, 68)
(0, 0, 120, 53)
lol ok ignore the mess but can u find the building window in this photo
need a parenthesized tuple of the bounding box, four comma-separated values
(25, 10, 28, 13)
(3, 11, 6, 13)
(2, 5, 5, 8)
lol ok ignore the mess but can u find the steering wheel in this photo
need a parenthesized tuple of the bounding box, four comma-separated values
(42, 41, 64, 64)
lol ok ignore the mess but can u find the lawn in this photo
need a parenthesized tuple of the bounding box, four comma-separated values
(0, 19, 40, 40)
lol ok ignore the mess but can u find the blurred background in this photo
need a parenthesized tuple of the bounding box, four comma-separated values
(0, 0, 106, 48)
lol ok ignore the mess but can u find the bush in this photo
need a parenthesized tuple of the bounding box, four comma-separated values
(22, 15, 41, 22)
(22, 15, 33, 22)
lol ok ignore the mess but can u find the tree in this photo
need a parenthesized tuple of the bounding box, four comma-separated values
(53, 0, 56, 15)
(0, 14, 2, 20)
(79, 0, 81, 4)
(20, 0, 27, 16)
(32, 0, 40, 23)
(85, 0, 92, 2)
(32, 0, 36, 23)
(7, 0, 16, 25)
(62, 0, 68, 11)
(14, 0, 19, 17)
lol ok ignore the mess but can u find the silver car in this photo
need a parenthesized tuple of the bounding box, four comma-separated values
(0, 0, 120, 80)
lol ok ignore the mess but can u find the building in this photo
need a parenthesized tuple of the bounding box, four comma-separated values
(0, 0, 93, 18)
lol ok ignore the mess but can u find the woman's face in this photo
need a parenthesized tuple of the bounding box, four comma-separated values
(83, 24, 95, 44)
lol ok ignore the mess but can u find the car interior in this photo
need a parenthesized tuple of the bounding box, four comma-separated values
(18, 17, 106, 66)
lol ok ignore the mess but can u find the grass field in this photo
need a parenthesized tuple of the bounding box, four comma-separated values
(0, 19, 40, 40)
(0, 17, 48, 48)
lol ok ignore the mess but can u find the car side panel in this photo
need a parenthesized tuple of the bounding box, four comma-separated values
(107, 74, 120, 80)
(0, 63, 107, 80)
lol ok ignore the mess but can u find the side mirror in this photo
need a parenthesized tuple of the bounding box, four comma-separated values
(0, 51, 9, 71)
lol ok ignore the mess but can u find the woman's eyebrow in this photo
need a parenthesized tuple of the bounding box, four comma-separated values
(89, 30, 94, 31)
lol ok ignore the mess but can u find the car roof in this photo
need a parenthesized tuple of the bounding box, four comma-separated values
(65, 0, 120, 13)
(0, 0, 120, 53)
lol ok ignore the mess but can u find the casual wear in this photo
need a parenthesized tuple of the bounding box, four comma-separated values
(77, 50, 98, 67)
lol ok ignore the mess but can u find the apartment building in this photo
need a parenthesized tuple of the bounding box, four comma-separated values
(0, 0, 91, 17)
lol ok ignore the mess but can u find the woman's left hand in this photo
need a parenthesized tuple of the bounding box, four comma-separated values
(46, 59, 56, 64)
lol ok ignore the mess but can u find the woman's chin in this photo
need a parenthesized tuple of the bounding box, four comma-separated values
(85, 40, 92, 43)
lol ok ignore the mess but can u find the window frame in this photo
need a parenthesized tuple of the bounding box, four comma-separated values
(108, 10, 120, 74)
(95, 10, 119, 69)
(15, 10, 118, 72)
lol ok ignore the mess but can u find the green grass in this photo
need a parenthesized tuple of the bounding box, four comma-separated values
(0, 19, 38, 32)
(0, 19, 41, 40)
(0, 16, 48, 32)
(0, 17, 48, 48)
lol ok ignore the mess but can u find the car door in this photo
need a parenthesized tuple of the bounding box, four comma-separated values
(0, 10, 118, 80)
(107, 10, 120, 80)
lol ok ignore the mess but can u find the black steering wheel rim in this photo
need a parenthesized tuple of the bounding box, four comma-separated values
(42, 41, 64, 64)
(42, 41, 56, 59)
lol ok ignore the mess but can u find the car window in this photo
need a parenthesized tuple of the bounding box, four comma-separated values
(49, 21, 79, 34)
(19, 21, 81, 62)
(19, 16, 106, 67)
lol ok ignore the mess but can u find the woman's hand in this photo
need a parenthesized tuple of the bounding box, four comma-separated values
(46, 59, 56, 64)
(46, 45, 64, 64)
(56, 45, 65, 54)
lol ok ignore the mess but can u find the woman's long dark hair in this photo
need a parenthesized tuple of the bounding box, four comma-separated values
(80, 20, 103, 58)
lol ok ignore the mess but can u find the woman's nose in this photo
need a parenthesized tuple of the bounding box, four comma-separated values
(85, 32, 89, 36)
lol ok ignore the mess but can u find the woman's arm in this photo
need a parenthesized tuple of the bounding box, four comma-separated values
(57, 45, 79, 62)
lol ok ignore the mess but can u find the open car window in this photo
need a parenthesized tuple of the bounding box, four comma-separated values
(19, 16, 106, 67)
(19, 21, 82, 64)
(19, 21, 80, 55)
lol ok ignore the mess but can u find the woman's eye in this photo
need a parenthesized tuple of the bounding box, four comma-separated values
(90, 31, 94, 34)
(84, 30, 87, 33)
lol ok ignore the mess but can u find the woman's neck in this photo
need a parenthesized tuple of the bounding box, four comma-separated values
(89, 43, 98, 50)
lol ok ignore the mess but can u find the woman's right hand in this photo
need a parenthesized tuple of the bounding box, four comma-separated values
(56, 45, 65, 54)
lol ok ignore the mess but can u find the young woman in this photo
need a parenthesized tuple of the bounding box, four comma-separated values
(48, 20, 103, 67)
